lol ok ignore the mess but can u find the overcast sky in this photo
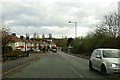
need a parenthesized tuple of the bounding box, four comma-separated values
(0, 0, 119, 38)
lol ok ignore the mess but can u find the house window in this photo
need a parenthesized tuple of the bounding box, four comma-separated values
(15, 42, 21, 46)
(15, 43, 18, 46)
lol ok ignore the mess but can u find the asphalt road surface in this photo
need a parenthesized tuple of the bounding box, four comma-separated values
(2, 50, 120, 79)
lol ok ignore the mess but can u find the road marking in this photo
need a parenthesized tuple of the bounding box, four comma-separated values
(1, 58, 40, 76)
(70, 67, 84, 78)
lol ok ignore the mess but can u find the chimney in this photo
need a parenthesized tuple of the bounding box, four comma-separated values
(12, 33, 16, 36)
(26, 37, 29, 40)
(31, 38, 34, 41)
(20, 36, 24, 39)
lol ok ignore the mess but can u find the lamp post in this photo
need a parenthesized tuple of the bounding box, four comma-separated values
(69, 21, 77, 38)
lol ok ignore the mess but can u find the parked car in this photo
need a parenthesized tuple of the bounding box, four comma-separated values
(89, 48, 120, 75)
(52, 48, 57, 53)
(52, 47, 57, 53)
(34, 49, 40, 53)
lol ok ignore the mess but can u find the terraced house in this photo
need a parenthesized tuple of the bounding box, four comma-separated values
(7, 33, 23, 50)
(5, 33, 42, 51)
(20, 36, 30, 51)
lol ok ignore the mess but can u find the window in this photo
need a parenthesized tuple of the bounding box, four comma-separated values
(92, 50, 97, 57)
(96, 50, 101, 56)
(103, 50, 120, 58)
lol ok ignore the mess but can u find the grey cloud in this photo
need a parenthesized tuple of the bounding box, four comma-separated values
(1, 1, 118, 37)
(2, 2, 84, 27)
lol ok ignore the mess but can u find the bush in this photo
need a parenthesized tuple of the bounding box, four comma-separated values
(71, 34, 120, 56)
(12, 49, 22, 55)
(2, 46, 13, 55)
(61, 46, 68, 53)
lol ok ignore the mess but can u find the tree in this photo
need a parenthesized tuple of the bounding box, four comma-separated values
(2, 24, 11, 46)
(95, 12, 120, 38)
(2, 25, 10, 38)
(53, 38, 68, 52)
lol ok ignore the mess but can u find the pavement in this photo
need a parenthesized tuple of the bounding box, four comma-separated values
(2, 52, 42, 74)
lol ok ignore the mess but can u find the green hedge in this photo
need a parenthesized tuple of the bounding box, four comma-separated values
(2, 46, 13, 55)
(61, 46, 68, 53)
(71, 36, 120, 56)
(4, 50, 26, 56)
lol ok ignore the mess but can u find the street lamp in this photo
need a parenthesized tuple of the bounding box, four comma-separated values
(69, 21, 77, 38)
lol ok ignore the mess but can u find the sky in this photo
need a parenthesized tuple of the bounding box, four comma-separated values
(0, 0, 119, 38)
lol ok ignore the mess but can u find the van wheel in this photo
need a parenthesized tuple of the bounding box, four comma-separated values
(101, 65, 107, 75)
(89, 61, 94, 71)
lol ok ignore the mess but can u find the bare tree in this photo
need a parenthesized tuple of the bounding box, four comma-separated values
(2, 24, 11, 46)
(2, 26, 10, 38)
(95, 12, 120, 38)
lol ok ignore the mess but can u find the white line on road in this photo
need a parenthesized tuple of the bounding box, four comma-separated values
(70, 67, 84, 78)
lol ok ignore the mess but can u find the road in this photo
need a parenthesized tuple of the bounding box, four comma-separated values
(2, 50, 120, 79)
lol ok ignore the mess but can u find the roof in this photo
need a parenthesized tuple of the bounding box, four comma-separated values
(27, 39, 34, 44)
(22, 38, 29, 43)
(38, 41, 42, 44)
(32, 40, 38, 44)
(35, 41, 42, 44)
(6, 35, 23, 42)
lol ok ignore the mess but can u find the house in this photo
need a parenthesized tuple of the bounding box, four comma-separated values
(26, 39, 31, 51)
(5, 33, 43, 51)
(20, 36, 30, 51)
(27, 39, 34, 50)
(32, 40, 37, 49)
(6, 34, 23, 51)
(34, 40, 40, 50)
(38, 41, 42, 50)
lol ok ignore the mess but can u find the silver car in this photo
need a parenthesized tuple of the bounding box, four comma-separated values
(89, 48, 120, 74)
